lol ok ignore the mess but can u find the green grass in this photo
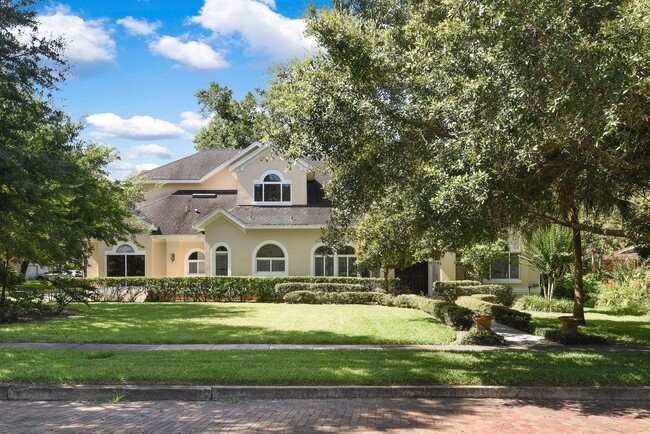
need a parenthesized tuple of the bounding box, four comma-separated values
(529, 308, 650, 345)
(0, 349, 647, 386)
(0, 302, 455, 345)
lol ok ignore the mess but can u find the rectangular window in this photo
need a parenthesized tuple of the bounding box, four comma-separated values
(264, 184, 281, 201)
(215, 254, 228, 276)
(282, 184, 291, 202)
(107, 255, 125, 277)
(271, 259, 285, 272)
(257, 259, 270, 272)
(254, 184, 263, 201)
(126, 255, 145, 276)
(490, 253, 519, 280)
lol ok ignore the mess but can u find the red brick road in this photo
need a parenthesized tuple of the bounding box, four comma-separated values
(0, 398, 648, 433)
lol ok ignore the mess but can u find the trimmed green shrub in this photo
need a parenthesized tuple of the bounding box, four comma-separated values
(455, 296, 532, 332)
(470, 294, 499, 304)
(283, 291, 326, 304)
(513, 295, 573, 313)
(433, 280, 481, 295)
(460, 330, 507, 346)
(544, 330, 609, 345)
(326, 292, 385, 304)
(382, 294, 473, 330)
(274, 282, 369, 299)
(67, 276, 397, 303)
(436, 283, 514, 306)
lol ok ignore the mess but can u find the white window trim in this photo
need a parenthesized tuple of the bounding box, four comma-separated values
(252, 170, 292, 206)
(104, 242, 146, 277)
(185, 248, 206, 276)
(252, 240, 289, 276)
(310, 243, 359, 277)
(488, 249, 522, 283)
(212, 242, 232, 276)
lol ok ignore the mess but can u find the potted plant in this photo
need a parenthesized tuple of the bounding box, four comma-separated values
(557, 316, 580, 336)
(472, 314, 495, 333)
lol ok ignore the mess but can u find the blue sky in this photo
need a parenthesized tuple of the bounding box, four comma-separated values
(34, 0, 327, 178)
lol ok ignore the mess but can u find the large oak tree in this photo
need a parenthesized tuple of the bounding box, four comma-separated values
(264, 0, 650, 321)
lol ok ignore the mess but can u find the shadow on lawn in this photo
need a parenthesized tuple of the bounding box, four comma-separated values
(0, 303, 432, 345)
(532, 314, 650, 345)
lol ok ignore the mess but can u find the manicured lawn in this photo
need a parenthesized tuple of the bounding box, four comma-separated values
(0, 303, 455, 345)
(0, 349, 647, 386)
(529, 309, 650, 345)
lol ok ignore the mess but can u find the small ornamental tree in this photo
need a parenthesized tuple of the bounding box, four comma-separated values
(521, 226, 574, 300)
(458, 241, 508, 282)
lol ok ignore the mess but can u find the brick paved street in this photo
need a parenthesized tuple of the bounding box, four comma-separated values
(0, 398, 648, 433)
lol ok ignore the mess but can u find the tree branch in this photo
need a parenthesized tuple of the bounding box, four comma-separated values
(522, 203, 650, 243)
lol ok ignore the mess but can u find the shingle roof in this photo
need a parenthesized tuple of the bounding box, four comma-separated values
(137, 182, 332, 235)
(142, 148, 242, 181)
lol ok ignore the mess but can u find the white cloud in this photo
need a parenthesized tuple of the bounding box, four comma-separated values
(107, 160, 159, 179)
(126, 144, 173, 159)
(87, 113, 186, 140)
(117, 16, 161, 36)
(149, 36, 229, 70)
(179, 111, 211, 132)
(37, 5, 115, 67)
(191, 0, 316, 61)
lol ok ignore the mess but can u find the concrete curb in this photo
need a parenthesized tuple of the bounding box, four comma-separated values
(1, 384, 648, 402)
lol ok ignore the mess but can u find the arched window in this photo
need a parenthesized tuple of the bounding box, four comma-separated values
(255, 243, 287, 275)
(215, 245, 229, 276)
(254, 171, 291, 204)
(187, 250, 205, 275)
(312, 245, 358, 277)
(314, 246, 334, 276)
(337, 246, 357, 277)
(106, 243, 145, 277)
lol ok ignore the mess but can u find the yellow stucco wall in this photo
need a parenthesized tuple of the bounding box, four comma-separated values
(204, 217, 321, 276)
(88, 236, 207, 277)
(143, 169, 239, 202)
(234, 156, 308, 206)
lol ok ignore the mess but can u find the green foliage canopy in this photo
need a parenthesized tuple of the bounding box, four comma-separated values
(194, 82, 268, 150)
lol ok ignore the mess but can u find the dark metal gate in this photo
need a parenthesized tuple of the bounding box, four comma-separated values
(395, 261, 429, 295)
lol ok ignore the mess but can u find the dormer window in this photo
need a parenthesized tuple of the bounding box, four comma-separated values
(253, 171, 291, 205)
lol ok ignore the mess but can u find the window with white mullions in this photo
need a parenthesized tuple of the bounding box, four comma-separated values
(255, 243, 286, 274)
(106, 243, 145, 277)
(489, 251, 520, 280)
(253, 171, 291, 204)
(312, 245, 358, 277)
(314, 246, 335, 276)
(187, 251, 206, 275)
(215, 245, 229, 276)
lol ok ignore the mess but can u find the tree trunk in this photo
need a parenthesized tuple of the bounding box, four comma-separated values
(569, 205, 586, 324)
(1, 255, 10, 311)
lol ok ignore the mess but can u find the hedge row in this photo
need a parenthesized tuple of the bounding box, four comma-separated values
(52, 276, 398, 303)
(435, 283, 515, 306)
(432, 280, 481, 291)
(513, 295, 573, 313)
(275, 283, 371, 298)
(455, 296, 532, 332)
(282, 291, 473, 331)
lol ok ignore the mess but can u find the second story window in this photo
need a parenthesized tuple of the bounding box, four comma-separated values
(254, 172, 291, 204)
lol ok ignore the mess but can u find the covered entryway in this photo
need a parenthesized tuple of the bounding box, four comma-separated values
(395, 261, 430, 295)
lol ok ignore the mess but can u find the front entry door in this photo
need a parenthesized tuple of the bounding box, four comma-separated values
(395, 262, 429, 295)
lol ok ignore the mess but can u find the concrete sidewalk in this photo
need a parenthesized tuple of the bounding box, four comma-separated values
(1, 322, 648, 352)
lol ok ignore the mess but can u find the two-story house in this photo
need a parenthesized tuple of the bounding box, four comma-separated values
(86, 142, 540, 295)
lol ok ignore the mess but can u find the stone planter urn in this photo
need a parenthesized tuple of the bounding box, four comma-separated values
(558, 316, 580, 336)
(472, 315, 495, 333)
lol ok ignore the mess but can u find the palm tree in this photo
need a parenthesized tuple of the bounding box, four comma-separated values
(521, 226, 574, 300)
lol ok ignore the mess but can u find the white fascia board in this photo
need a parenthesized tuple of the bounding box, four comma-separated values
(228, 143, 270, 172)
(245, 225, 324, 229)
(152, 235, 205, 242)
(193, 208, 247, 232)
